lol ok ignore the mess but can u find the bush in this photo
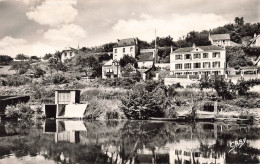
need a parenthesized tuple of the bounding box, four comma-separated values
(120, 82, 176, 119)
(1, 75, 32, 86)
(52, 74, 68, 84)
(5, 103, 34, 120)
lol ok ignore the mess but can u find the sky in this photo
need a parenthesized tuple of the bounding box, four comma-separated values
(0, 0, 259, 58)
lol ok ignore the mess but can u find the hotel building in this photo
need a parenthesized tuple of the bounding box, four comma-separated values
(170, 44, 226, 75)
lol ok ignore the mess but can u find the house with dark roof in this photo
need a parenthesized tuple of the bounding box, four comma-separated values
(170, 44, 226, 75)
(113, 38, 138, 61)
(209, 33, 231, 48)
(137, 49, 157, 68)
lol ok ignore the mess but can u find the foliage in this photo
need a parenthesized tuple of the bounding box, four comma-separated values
(199, 76, 236, 100)
(30, 56, 40, 61)
(151, 35, 176, 47)
(5, 103, 34, 120)
(226, 46, 253, 68)
(15, 54, 28, 61)
(32, 65, 45, 78)
(84, 98, 125, 119)
(11, 62, 31, 74)
(42, 53, 52, 60)
(0, 75, 32, 86)
(0, 55, 13, 65)
(236, 78, 260, 95)
(98, 53, 112, 62)
(119, 55, 138, 68)
(121, 63, 139, 78)
(74, 55, 102, 77)
(120, 81, 176, 119)
(51, 74, 68, 84)
(100, 78, 138, 89)
(185, 30, 211, 46)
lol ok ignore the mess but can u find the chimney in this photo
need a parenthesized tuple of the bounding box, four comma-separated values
(192, 43, 196, 48)
(117, 39, 120, 43)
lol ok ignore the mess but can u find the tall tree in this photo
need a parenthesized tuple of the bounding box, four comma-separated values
(15, 54, 28, 61)
(119, 55, 138, 68)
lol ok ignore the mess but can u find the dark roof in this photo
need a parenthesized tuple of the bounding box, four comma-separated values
(173, 47, 193, 53)
(173, 45, 224, 53)
(137, 52, 154, 62)
(114, 38, 138, 47)
(210, 34, 230, 40)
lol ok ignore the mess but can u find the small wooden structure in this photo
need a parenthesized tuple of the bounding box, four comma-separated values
(44, 90, 87, 119)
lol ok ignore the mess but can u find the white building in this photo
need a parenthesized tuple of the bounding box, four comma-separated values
(113, 38, 139, 61)
(60, 47, 79, 63)
(209, 33, 231, 48)
(170, 44, 226, 75)
(102, 38, 138, 79)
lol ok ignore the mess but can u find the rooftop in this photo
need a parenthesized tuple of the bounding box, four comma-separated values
(173, 45, 224, 53)
(210, 34, 230, 40)
(114, 38, 138, 47)
(137, 52, 154, 62)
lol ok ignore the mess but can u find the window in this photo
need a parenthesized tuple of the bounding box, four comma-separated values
(175, 54, 182, 60)
(203, 62, 210, 68)
(184, 63, 191, 69)
(64, 52, 67, 57)
(193, 53, 201, 59)
(193, 63, 201, 68)
(185, 54, 191, 60)
(114, 49, 117, 53)
(213, 52, 220, 58)
(70, 52, 72, 56)
(213, 61, 220, 68)
(123, 48, 125, 53)
(175, 64, 182, 69)
(130, 47, 133, 52)
(203, 53, 208, 58)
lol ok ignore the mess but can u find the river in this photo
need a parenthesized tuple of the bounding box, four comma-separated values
(0, 120, 259, 164)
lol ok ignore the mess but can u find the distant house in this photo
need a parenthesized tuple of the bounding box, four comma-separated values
(102, 38, 139, 79)
(209, 33, 231, 48)
(60, 47, 80, 63)
(170, 44, 226, 75)
(248, 34, 260, 47)
(113, 38, 139, 61)
(137, 49, 157, 68)
(102, 59, 121, 79)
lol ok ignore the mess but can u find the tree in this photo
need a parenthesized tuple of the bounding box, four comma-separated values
(32, 65, 45, 78)
(15, 54, 28, 61)
(234, 17, 244, 26)
(0, 55, 13, 65)
(48, 57, 58, 76)
(151, 35, 176, 47)
(30, 56, 40, 61)
(185, 31, 211, 46)
(43, 53, 52, 60)
(11, 62, 31, 75)
(74, 55, 102, 77)
(119, 55, 138, 68)
(102, 42, 117, 52)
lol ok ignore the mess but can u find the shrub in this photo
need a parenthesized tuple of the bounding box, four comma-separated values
(5, 103, 34, 120)
(52, 74, 68, 84)
(1, 75, 32, 86)
(120, 82, 176, 119)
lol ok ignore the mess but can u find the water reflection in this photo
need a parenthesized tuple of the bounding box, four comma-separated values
(0, 119, 260, 163)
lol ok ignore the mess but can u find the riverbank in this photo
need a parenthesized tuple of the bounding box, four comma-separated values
(1, 77, 260, 120)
